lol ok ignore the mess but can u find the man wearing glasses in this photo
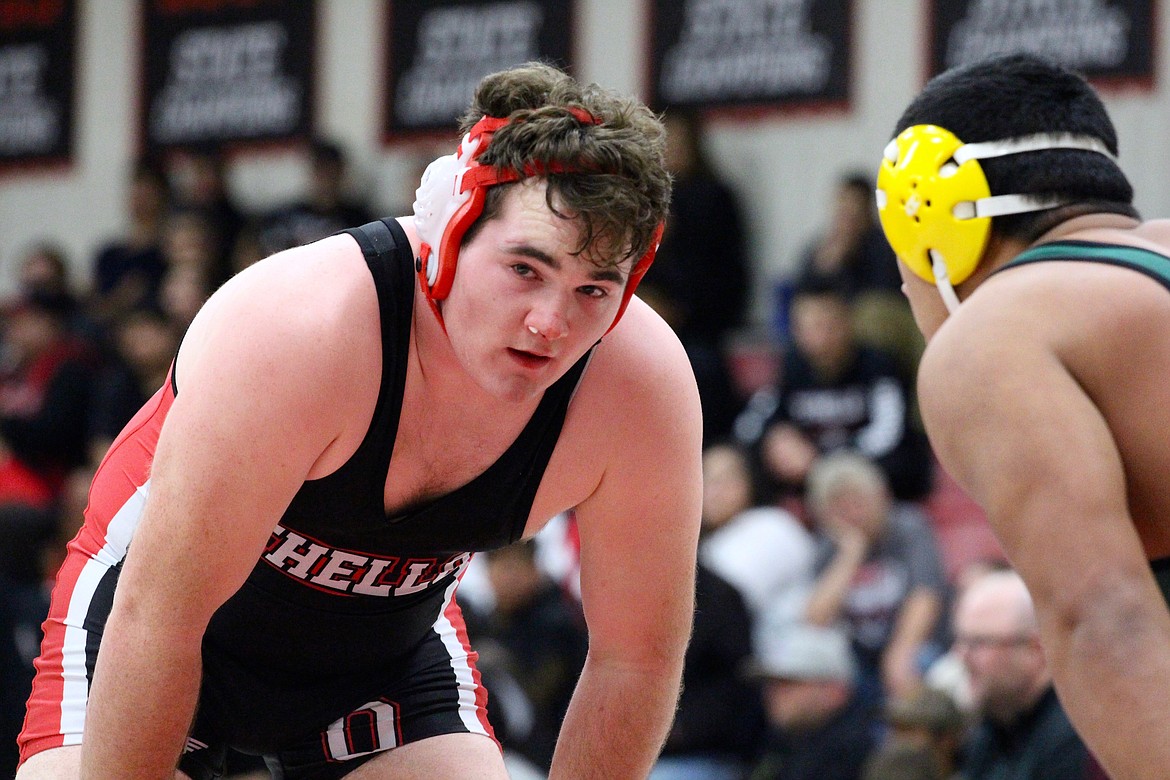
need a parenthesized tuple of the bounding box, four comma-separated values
(953, 570, 1096, 780)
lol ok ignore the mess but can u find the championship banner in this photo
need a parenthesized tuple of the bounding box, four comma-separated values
(648, 0, 852, 112)
(140, 0, 317, 153)
(383, 0, 576, 138)
(929, 0, 1155, 85)
(0, 0, 77, 168)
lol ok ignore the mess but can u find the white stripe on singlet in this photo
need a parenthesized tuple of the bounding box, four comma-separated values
(59, 479, 151, 742)
(433, 556, 488, 735)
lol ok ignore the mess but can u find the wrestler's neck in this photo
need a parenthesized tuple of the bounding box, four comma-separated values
(960, 212, 1145, 296)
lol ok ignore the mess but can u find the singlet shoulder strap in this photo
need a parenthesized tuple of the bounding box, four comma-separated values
(337, 218, 415, 471)
(998, 239, 1170, 293)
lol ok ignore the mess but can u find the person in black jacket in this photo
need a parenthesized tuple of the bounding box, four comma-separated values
(639, 110, 751, 444)
(954, 570, 1093, 780)
(739, 278, 932, 503)
(651, 562, 765, 780)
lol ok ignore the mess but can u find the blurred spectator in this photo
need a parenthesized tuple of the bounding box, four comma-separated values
(162, 209, 222, 276)
(0, 289, 96, 778)
(788, 172, 922, 379)
(880, 686, 967, 779)
(860, 740, 945, 780)
(651, 562, 765, 780)
(15, 243, 101, 347)
(793, 172, 901, 300)
(160, 261, 214, 331)
(169, 145, 246, 287)
(87, 306, 180, 462)
(257, 137, 374, 255)
(90, 158, 170, 323)
(639, 109, 751, 444)
(954, 570, 1094, 780)
(699, 440, 815, 637)
(803, 453, 946, 705)
(0, 290, 95, 503)
(923, 558, 1013, 715)
(737, 278, 932, 503)
(747, 622, 876, 780)
(463, 541, 587, 772)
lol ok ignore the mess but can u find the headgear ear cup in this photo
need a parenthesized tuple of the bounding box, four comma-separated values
(605, 221, 664, 335)
(875, 125, 993, 287)
(876, 124, 1120, 294)
(412, 118, 506, 304)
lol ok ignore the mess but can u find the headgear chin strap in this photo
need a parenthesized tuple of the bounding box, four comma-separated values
(875, 124, 1116, 313)
(411, 110, 662, 334)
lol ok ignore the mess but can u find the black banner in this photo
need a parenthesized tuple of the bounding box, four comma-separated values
(383, 0, 575, 137)
(140, 0, 317, 153)
(0, 0, 76, 167)
(929, 0, 1155, 84)
(648, 0, 852, 112)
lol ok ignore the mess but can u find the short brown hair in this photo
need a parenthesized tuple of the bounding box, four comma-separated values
(458, 62, 671, 268)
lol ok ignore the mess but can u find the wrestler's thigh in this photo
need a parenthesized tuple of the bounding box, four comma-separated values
(15, 745, 192, 779)
(343, 732, 509, 779)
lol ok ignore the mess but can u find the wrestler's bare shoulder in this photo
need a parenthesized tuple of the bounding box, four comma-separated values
(525, 296, 702, 530)
(574, 296, 697, 414)
(182, 233, 375, 356)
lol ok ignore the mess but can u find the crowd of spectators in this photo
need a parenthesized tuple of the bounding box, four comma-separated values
(0, 119, 1093, 779)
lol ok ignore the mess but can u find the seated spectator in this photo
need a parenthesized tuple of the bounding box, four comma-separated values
(747, 622, 877, 780)
(90, 158, 170, 324)
(861, 740, 945, 780)
(638, 110, 751, 443)
(790, 172, 922, 377)
(14, 243, 102, 353)
(169, 145, 246, 287)
(257, 137, 374, 255)
(954, 570, 1095, 780)
(737, 279, 932, 503)
(651, 562, 765, 780)
(880, 686, 967, 779)
(462, 541, 587, 772)
(0, 290, 96, 778)
(699, 440, 815, 637)
(0, 290, 95, 504)
(87, 306, 180, 462)
(803, 452, 947, 705)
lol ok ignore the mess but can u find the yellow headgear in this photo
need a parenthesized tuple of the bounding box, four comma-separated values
(875, 124, 1115, 311)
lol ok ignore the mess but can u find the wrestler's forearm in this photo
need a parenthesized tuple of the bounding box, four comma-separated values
(548, 655, 683, 780)
(1042, 588, 1170, 780)
(80, 602, 204, 779)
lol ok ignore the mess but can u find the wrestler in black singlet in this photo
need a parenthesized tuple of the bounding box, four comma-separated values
(171, 218, 591, 778)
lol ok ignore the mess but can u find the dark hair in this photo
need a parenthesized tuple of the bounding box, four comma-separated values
(458, 61, 671, 268)
(894, 53, 1137, 242)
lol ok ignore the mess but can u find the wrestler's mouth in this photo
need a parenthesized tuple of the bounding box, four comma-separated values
(507, 348, 553, 369)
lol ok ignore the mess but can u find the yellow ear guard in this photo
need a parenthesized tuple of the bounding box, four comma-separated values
(875, 124, 1115, 312)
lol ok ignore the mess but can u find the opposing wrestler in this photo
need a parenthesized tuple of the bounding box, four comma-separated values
(17, 62, 702, 779)
(875, 53, 1170, 779)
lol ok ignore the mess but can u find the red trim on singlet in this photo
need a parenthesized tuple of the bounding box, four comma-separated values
(18, 375, 175, 766)
(443, 590, 495, 741)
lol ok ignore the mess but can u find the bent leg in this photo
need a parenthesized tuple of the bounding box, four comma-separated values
(16, 745, 195, 779)
(344, 733, 508, 779)
(14, 745, 81, 780)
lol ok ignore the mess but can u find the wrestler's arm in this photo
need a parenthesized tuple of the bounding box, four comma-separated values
(80, 238, 373, 778)
(548, 305, 703, 780)
(919, 303, 1170, 780)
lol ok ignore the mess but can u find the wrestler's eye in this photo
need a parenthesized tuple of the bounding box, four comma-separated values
(577, 285, 609, 299)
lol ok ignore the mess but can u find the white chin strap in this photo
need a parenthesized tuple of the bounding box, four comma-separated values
(935, 132, 1117, 314)
(930, 251, 962, 314)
